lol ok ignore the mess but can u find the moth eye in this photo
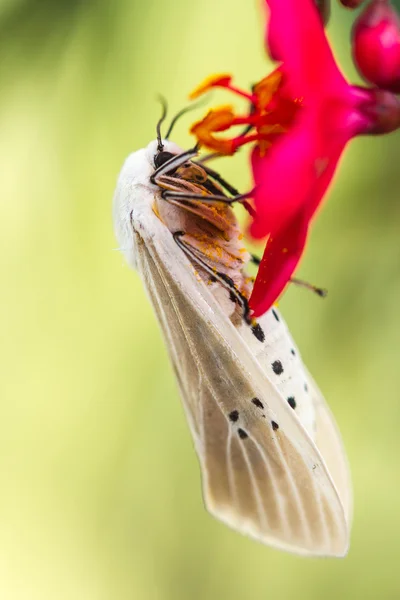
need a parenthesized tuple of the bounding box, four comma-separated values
(154, 151, 176, 168)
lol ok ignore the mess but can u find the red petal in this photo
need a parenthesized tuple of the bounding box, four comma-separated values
(250, 110, 318, 239)
(249, 212, 309, 317)
(250, 122, 348, 314)
(265, 0, 348, 99)
(249, 0, 356, 242)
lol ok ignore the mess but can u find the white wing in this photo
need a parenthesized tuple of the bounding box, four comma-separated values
(236, 306, 352, 525)
(302, 368, 352, 524)
(124, 207, 349, 557)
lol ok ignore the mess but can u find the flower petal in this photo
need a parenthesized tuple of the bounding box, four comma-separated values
(249, 211, 309, 317)
(250, 109, 318, 239)
(250, 116, 349, 314)
(265, 0, 348, 98)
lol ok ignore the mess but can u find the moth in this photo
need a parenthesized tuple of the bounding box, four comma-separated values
(113, 116, 352, 557)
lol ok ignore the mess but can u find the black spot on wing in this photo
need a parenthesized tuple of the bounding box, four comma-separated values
(272, 309, 280, 322)
(287, 396, 296, 409)
(229, 410, 239, 422)
(238, 428, 248, 439)
(272, 360, 283, 375)
(251, 397, 264, 409)
(251, 323, 265, 342)
(291, 348, 296, 356)
(271, 421, 279, 431)
(304, 382, 309, 393)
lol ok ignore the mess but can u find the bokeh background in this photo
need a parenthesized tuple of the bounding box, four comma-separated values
(2, 0, 400, 598)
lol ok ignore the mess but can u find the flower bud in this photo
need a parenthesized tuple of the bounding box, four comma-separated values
(359, 87, 400, 134)
(352, 0, 400, 93)
(339, 0, 365, 8)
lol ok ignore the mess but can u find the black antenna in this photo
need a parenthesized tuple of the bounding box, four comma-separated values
(156, 96, 168, 152)
(165, 97, 210, 140)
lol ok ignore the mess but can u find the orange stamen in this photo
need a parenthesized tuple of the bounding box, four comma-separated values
(253, 70, 283, 108)
(189, 74, 233, 99)
(190, 106, 237, 154)
(189, 69, 301, 156)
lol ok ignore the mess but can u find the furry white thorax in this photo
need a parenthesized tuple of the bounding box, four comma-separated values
(113, 140, 181, 268)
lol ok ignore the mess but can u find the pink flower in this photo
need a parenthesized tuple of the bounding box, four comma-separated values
(190, 0, 400, 317)
(352, 0, 400, 94)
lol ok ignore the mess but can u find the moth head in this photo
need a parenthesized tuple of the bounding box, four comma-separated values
(145, 139, 184, 171)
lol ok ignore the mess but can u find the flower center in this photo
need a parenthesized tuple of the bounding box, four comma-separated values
(189, 70, 302, 156)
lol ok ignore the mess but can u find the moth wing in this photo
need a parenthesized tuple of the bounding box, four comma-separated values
(132, 209, 349, 557)
(245, 307, 352, 526)
(304, 369, 352, 524)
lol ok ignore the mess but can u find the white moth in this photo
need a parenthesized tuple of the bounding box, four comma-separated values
(113, 135, 352, 557)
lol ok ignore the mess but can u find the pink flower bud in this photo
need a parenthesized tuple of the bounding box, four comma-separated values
(352, 0, 400, 93)
(339, 0, 365, 8)
(358, 87, 400, 134)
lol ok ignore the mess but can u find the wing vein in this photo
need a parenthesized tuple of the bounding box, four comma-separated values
(237, 437, 270, 531)
(249, 435, 292, 538)
(226, 429, 240, 513)
(274, 435, 313, 545)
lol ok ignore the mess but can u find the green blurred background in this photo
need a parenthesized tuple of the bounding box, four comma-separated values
(1, 0, 400, 598)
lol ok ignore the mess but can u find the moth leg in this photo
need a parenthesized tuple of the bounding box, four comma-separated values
(173, 231, 252, 325)
(251, 254, 327, 298)
(197, 160, 257, 217)
(193, 162, 240, 196)
(250, 253, 261, 266)
(152, 146, 255, 216)
(174, 232, 265, 341)
(162, 189, 251, 207)
(291, 278, 328, 298)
